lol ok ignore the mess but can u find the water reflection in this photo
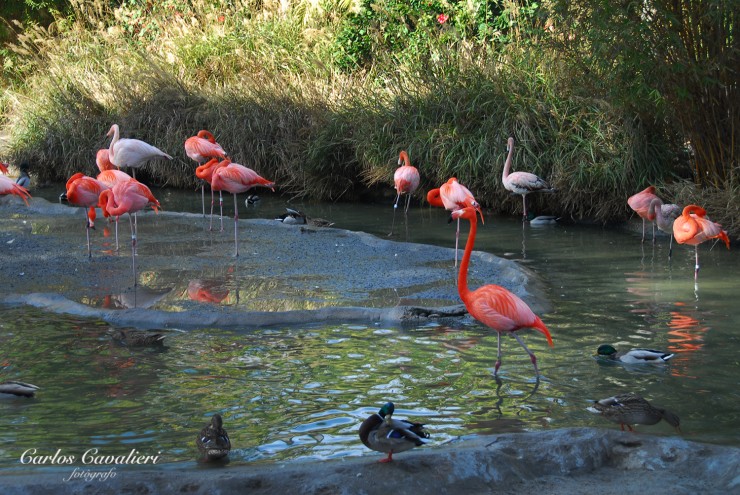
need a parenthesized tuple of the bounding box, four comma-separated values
(3, 189, 739, 469)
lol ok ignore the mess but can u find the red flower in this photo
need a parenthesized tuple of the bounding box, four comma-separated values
(437, 13, 449, 24)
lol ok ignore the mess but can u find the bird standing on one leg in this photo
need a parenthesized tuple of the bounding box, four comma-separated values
(358, 402, 429, 463)
(502, 137, 553, 222)
(185, 130, 228, 220)
(627, 186, 660, 243)
(672, 204, 730, 281)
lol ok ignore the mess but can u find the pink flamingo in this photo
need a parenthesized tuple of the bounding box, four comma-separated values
(647, 198, 682, 258)
(98, 179, 160, 286)
(210, 161, 275, 257)
(106, 124, 172, 179)
(185, 130, 228, 219)
(195, 158, 226, 231)
(0, 175, 31, 205)
(502, 137, 553, 221)
(0, 162, 9, 174)
(96, 149, 132, 251)
(672, 205, 730, 280)
(393, 151, 420, 213)
(60, 173, 108, 258)
(428, 178, 483, 266)
(627, 186, 660, 243)
(453, 205, 553, 381)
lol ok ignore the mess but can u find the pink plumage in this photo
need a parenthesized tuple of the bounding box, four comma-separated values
(0, 175, 31, 205)
(185, 130, 227, 164)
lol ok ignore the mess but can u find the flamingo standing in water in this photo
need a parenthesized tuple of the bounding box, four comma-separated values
(393, 151, 420, 213)
(60, 173, 108, 258)
(0, 175, 31, 205)
(106, 124, 172, 179)
(210, 161, 275, 257)
(98, 179, 160, 286)
(672, 205, 730, 280)
(452, 205, 553, 382)
(647, 198, 682, 258)
(627, 186, 660, 243)
(195, 158, 226, 231)
(427, 178, 483, 266)
(502, 137, 553, 221)
(96, 149, 132, 251)
(185, 130, 228, 220)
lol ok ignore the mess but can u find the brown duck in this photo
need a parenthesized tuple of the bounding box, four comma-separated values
(111, 328, 166, 347)
(0, 381, 39, 398)
(196, 414, 231, 461)
(588, 393, 680, 432)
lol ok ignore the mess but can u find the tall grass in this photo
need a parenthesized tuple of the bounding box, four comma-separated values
(1, 0, 726, 231)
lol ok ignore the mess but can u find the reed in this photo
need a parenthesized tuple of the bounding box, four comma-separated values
(1, 0, 733, 234)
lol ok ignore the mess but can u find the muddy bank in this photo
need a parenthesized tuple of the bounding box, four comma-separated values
(1, 428, 737, 495)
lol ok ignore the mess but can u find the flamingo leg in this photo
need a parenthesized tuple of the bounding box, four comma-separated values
(694, 246, 699, 281)
(494, 332, 503, 375)
(641, 219, 646, 243)
(85, 217, 92, 259)
(209, 189, 215, 231)
(129, 214, 137, 287)
(512, 333, 540, 380)
(201, 183, 205, 219)
(454, 218, 460, 268)
(652, 222, 656, 245)
(404, 194, 411, 214)
(115, 216, 119, 252)
(522, 194, 528, 221)
(233, 193, 239, 257)
(389, 196, 398, 236)
(219, 191, 224, 232)
(668, 235, 674, 259)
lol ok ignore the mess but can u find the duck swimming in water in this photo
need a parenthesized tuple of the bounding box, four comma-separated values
(0, 381, 39, 398)
(596, 344, 674, 364)
(196, 414, 231, 461)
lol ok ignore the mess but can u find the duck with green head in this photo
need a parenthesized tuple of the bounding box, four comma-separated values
(587, 393, 680, 432)
(597, 344, 674, 364)
(358, 402, 429, 463)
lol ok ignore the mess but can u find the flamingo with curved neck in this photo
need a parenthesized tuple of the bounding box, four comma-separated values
(452, 205, 553, 381)
(502, 137, 553, 221)
(106, 124, 172, 179)
(185, 130, 228, 220)
(393, 150, 420, 213)
(628, 185, 660, 243)
(99, 179, 160, 286)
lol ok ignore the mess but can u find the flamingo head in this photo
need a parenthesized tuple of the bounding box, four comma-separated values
(106, 124, 118, 138)
(426, 188, 443, 207)
(451, 206, 479, 222)
(507, 136, 514, 151)
(682, 204, 706, 218)
(398, 150, 409, 166)
(197, 130, 216, 143)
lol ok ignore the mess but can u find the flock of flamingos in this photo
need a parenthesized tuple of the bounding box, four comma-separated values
(0, 127, 732, 462)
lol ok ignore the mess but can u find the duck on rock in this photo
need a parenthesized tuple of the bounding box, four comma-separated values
(588, 393, 680, 432)
(358, 402, 429, 463)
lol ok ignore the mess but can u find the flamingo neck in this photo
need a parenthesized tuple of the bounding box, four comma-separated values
(458, 214, 477, 301)
(108, 125, 120, 160)
(502, 139, 514, 181)
(648, 199, 662, 222)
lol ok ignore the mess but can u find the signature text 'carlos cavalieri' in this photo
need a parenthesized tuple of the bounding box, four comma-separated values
(20, 448, 161, 465)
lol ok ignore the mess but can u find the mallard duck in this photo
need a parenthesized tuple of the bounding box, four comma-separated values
(358, 402, 429, 462)
(587, 393, 680, 432)
(244, 194, 260, 207)
(111, 328, 166, 347)
(0, 381, 39, 398)
(597, 344, 674, 364)
(276, 208, 334, 228)
(196, 414, 231, 460)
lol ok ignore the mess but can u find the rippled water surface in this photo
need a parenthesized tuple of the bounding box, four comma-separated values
(2, 187, 738, 471)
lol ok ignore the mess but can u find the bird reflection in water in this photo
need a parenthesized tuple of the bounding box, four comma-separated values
(665, 302, 709, 378)
(101, 286, 172, 309)
(187, 279, 230, 304)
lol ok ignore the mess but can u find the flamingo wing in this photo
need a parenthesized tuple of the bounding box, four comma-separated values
(505, 171, 550, 194)
(394, 166, 420, 194)
(0, 175, 31, 205)
(111, 138, 172, 168)
(185, 136, 227, 163)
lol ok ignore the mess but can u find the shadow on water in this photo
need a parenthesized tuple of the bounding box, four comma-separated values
(2, 187, 739, 470)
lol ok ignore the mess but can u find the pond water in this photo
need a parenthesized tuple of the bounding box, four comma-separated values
(2, 186, 738, 472)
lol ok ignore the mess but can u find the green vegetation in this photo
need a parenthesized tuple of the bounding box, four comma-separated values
(0, 0, 737, 235)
